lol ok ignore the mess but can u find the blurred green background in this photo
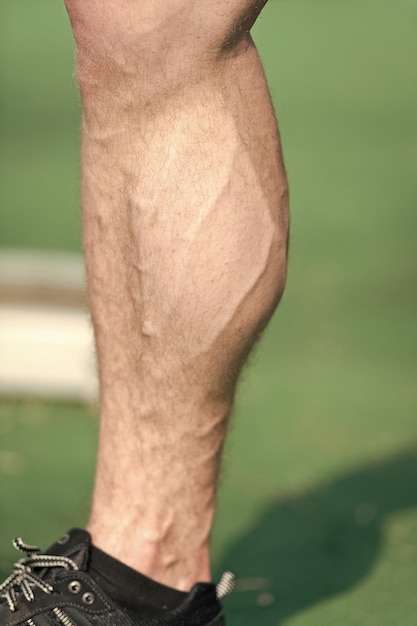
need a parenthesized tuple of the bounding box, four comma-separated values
(1, 0, 417, 624)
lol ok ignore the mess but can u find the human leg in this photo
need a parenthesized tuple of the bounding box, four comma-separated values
(65, 0, 289, 592)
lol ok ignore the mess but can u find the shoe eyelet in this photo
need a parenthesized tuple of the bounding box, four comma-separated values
(82, 592, 95, 605)
(68, 580, 82, 594)
(57, 533, 70, 545)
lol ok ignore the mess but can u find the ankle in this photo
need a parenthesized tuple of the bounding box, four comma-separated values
(87, 521, 212, 592)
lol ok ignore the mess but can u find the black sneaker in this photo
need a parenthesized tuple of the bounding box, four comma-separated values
(0, 529, 235, 626)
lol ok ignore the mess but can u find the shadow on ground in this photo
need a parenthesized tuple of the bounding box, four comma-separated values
(218, 447, 417, 625)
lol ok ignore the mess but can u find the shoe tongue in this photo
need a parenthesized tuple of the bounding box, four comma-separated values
(45, 528, 91, 571)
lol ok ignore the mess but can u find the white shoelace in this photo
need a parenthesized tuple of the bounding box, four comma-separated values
(0, 538, 78, 612)
(216, 571, 236, 599)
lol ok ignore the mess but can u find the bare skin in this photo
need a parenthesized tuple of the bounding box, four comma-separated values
(64, 0, 289, 591)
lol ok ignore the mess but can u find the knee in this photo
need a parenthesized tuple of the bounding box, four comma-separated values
(64, 1, 268, 92)
(65, 1, 180, 84)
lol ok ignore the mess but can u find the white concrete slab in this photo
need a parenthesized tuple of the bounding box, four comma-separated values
(0, 305, 97, 402)
(0, 249, 96, 401)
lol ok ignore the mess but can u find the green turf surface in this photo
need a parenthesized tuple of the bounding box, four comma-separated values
(1, 0, 417, 624)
